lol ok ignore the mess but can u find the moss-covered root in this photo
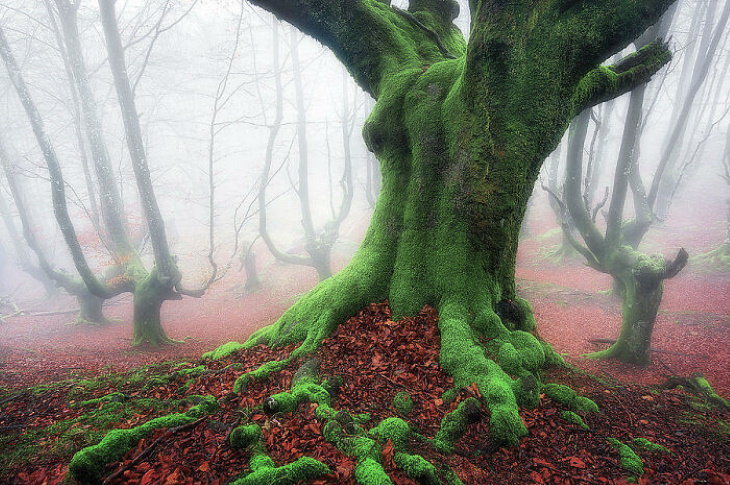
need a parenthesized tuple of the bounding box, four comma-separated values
(231, 444, 330, 485)
(631, 437, 670, 454)
(202, 341, 246, 360)
(432, 397, 481, 453)
(542, 383, 600, 413)
(437, 304, 538, 446)
(68, 395, 218, 483)
(233, 359, 291, 393)
(560, 410, 589, 430)
(606, 438, 644, 478)
(393, 452, 440, 485)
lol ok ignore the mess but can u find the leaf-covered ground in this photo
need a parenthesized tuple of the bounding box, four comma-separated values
(1, 194, 728, 484)
(1, 302, 728, 484)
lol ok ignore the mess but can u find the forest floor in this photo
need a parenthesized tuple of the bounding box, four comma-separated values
(0, 198, 728, 484)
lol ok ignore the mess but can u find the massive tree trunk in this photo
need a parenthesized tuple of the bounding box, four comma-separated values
(234, 0, 675, 446)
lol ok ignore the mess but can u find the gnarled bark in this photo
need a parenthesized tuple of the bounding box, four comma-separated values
(223, 0, 676, 445)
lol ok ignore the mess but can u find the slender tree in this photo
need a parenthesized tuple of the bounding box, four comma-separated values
(257, 25, 356, 281)
(0, 133, 108, 324)
(221, 0, 676, 448)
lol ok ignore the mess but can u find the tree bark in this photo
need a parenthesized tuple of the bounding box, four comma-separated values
(240, 0, 675, 445)
(132, 271, 177, 346)
(74, 290, 108, 325)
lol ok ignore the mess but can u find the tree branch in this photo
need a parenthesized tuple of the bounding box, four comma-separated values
(571, 39, 671, 116)
(244, 0, 463, 96)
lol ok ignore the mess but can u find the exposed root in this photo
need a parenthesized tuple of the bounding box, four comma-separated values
(68, 396, 218, 482)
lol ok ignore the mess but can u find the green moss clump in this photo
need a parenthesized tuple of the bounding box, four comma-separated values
(607, 438, 644, 477)
(432, 397, 480, 453)
(231, 453, 330, 485)
(72, 392, 126, 408)
(230, 424, 262, 449)
(496, 342, 521, 375)
(394, 452, 439, 485)
(354, 457, 393, 485)
(560, 410, 589, 430)
(631, 437, 669, 454)
(202, 341, 245, 360)
(542, 383, 599, 413)
(369, 417, 412, 448)
(392, 391, 414, 415)
(68, 396, 218, 482)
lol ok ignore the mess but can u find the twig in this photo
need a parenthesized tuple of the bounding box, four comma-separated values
(0, 390, 25, 407)
(102, 416, 207, 484)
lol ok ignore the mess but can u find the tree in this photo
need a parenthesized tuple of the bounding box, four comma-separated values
(257, 24, 357, 281)
(0, 133, 107, 324)
(214, 0, 676, 448)
(0, 1, 215, 345)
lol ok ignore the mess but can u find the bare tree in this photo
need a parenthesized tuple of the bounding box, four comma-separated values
(257, 24, 356, 281)
(0, 132, 107, 324)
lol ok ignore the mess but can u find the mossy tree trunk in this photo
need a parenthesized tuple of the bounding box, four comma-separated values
(235, 0, 674, 445)
(75, 290, 108, 325)
(590, 248, 686, 364)
(132, 270, 179, 346)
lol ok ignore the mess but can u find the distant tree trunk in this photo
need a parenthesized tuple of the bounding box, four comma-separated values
(75, 289, 108, 325)
(42, 0, 103, 239)
(0, 134, 108, 324)
(54, 0, 134, 259)
(132, 270, 179, 346)
(651, 0, 730, 217)
(290, 29, 332, 281)
(98, 0, 197, 345)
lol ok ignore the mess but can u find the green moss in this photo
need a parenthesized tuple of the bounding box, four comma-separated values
(72, 392, 126, 408)
(432, 397, 480, 453)
(354, 457, 393, 485)
(441, 388, 458, 404)
(231, 453, 330, 485)
(370, 417, 412, 448)
(694, 377, 730, 409)
(174, 365, 206, 377)
(560, 410, 589, 430)
(234, 359, 290, 393)
(392, 391, 414, 415)
(631, 437, 669, 454)
(230, 424, 262, 449)
(394, 452, 439, 485)
(607, 438, 644, 477)
(542, 383, 599, 413)
(202, 341, 245, 360)
(68, 396, 218, 482)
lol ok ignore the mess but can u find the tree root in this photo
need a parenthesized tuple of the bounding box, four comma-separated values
(102, 416, 207, 484)
(659, 375, 730, 410)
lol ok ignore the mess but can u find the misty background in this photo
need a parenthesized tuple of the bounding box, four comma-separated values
(0, 0, 727, 304)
